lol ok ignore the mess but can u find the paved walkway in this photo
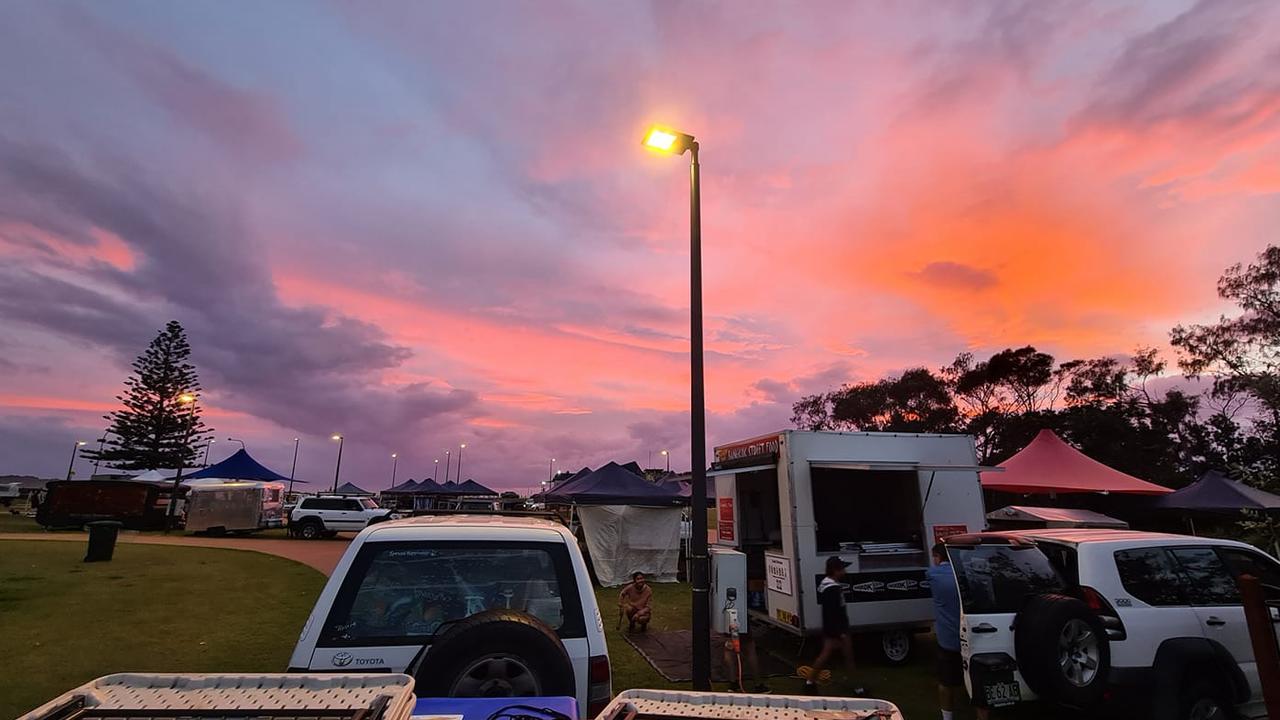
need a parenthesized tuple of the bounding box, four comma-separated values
(0, 532, 350, 575)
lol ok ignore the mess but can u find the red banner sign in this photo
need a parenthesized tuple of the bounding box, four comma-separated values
(718, 497, 736, 542)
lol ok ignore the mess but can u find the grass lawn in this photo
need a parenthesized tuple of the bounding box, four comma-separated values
(0, 540, 326, 718)
(595, 582, 1064, 720)
(0, 512, 41, 533)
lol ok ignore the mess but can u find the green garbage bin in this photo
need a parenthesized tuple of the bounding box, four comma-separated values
(84, 520, 123, 562)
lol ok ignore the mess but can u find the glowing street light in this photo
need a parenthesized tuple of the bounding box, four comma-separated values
(549, 457, 556, 482)
(390, 453, 399, 489)
(65, 440, 86, 481)
(331, 434, 344, 493)
(661, 449, 670, 472)
(434, 458, 440, 482)
(202, 438, 216, 466)
(456, 443, 467, 483)
(642, 122, 710, 689)
(166, 392, 200, 533)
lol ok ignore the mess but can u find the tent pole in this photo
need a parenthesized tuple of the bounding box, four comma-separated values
(1188, 517, 1197, 536)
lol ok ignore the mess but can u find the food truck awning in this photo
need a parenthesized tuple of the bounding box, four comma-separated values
(808, 460, 1003, 473)
(707, 463, 776, 477)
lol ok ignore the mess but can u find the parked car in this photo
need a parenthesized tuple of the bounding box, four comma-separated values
(945, 529, 1280, 720)
(288, 514, 611, 718)
(289, 496, 399, 539)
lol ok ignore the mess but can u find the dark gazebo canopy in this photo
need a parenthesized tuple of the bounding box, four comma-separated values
(384, 479, 421, 494)
(334, 482, 372, 496)
(1155, 470, 1280, 512)
(457, 479, 497, 496)
(545, 461, 686, 506)
(187, 449, 297, 483)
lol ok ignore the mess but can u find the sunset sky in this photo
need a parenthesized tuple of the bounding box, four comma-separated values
(2, 1, 1279, 489)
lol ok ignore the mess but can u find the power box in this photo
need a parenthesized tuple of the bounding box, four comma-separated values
(709, 546, 747, 635)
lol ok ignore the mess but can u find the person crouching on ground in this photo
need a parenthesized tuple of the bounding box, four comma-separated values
(928, 542, 989, 720)
(802, 556, 863, 695)
(620, 571, 653, 633)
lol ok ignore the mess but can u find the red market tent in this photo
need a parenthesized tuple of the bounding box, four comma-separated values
(982, 429, 1172, 496)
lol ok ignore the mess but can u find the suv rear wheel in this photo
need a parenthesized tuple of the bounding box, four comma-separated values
(412, 609, 575, 699)
(1014, 593, 1110, 707)
(297, 520, 322, 540)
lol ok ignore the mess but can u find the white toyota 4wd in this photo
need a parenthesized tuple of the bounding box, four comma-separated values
(945, 529, 1280, 720)
(288, 515, 611, 718)
(289, 496, 399, 539)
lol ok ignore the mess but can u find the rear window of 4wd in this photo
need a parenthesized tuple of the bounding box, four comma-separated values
(948, 545, 1065, 614)
(319, 540, 585, 646)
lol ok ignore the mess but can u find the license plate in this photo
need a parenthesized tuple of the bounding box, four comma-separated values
(983, 680, 1021, 707)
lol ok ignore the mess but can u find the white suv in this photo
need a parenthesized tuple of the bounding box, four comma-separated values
(287, 515, 611, 718)
(945, 529, 1280, 720)
(290, 496, 399, 539)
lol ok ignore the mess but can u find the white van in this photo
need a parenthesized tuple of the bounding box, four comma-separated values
(288, 515, 611, 718)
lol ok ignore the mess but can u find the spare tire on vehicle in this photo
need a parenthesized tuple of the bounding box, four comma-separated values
(1014, 593, 1110, 707)
(411, 609, 575, 699)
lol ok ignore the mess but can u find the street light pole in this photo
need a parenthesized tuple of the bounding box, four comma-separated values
(390, 453, 399, 489)
(65, 440, 86, 481)
(92, 434, 108, 477)
(331, 434, 344, 493)
(643, 125, 709, 690)
(434, 458, 440, 482)
(549, 457, 556, 483)
(662, 449, 670, 472)
(202, 438, 216, 466)
(288, 437, 299, 496)
(226, 437, 247, 451)
(444, 450, 452, 485)
(457, 444, 466, 483)
(165, 393, 198, 533)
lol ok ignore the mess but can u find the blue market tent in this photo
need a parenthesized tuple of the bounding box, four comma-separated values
(187, 449, 296, 483)
(1155, 470, 1280, 512)
(458, 479, 497, 496)
(334, 482, 373, 496)
(546, 462, 685, 506)
(384, 479, 421, 494)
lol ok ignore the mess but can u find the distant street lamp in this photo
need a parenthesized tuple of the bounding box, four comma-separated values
(202, 438, 216, 466)
(331, 434, 344, 493)
(390, 453, 399, 489)
(434, 458, 440, 482)
(549, 457, 556, 482)
(444, 450, 452, 485)
(226, 437, 247, 451)
(661, 449, 670, 472)
(165, 393, 199, 533)
(456, 443, 467, 483)
(65, 440, 86, 481)
(643, 124, 709, 689)
(288, 437, 299, 496)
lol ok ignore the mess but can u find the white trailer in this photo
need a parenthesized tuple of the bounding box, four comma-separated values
(184, 479, 286, 533)
(709, 430, 991, 663)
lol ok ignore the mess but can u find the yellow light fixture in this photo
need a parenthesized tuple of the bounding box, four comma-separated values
(643, 126, 695, 155)
(331, 434, 343, 441)
(178, 393, 196, 404)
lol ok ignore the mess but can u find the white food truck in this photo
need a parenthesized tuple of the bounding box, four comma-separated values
(709, 430, 991, 663)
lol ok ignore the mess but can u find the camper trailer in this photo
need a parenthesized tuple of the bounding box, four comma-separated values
(709, 430, 990, 663)
(184, 480, 286, 534)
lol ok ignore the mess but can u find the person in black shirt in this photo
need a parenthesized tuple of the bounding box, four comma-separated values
(801, 556, 862, 695)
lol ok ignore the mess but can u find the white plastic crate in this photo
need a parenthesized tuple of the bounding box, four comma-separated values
(19, 673, 417, 720)
(595, 689, 903, 720)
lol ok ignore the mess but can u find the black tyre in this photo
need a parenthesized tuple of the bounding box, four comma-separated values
(1179, 678, 1229, 720)
(879, 629, 913, 665)
(411, 609, 575, 699)
(1014, 593, 1110, 707)
(298, 520, 322, 540)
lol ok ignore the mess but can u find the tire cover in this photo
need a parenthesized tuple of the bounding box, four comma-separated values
(412, 609, 576, 698)
(1014, 593, 1110, 707)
